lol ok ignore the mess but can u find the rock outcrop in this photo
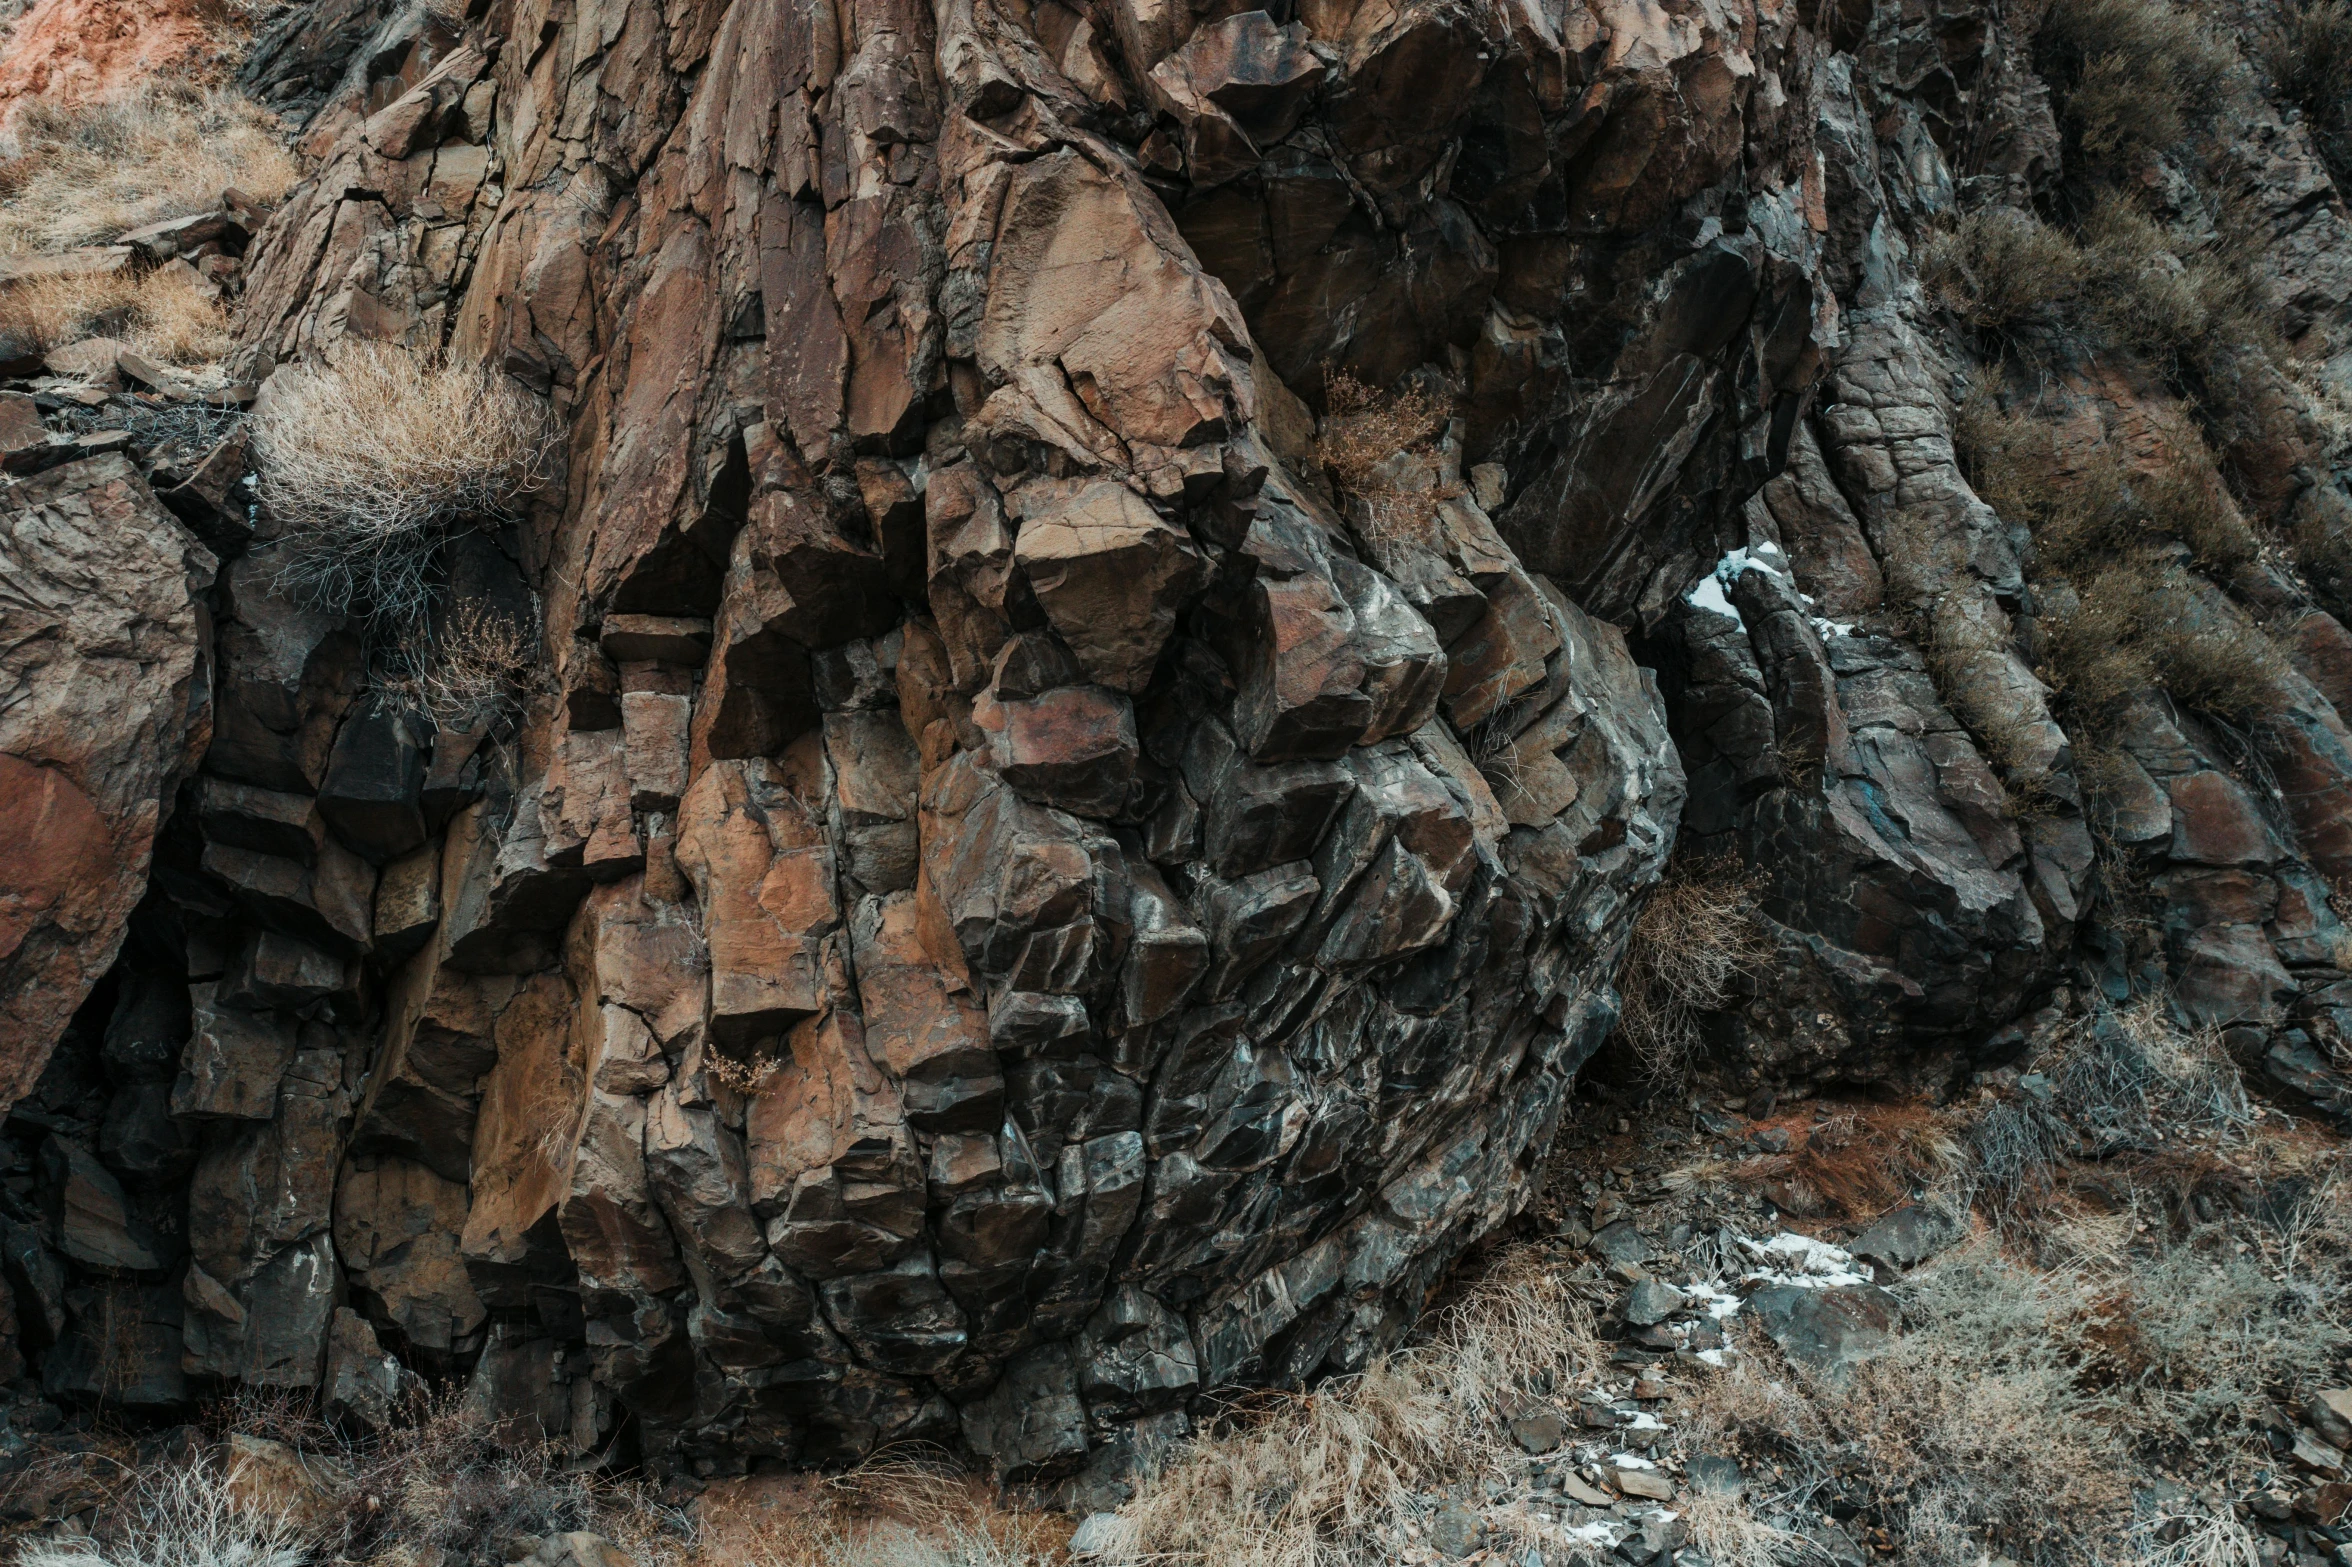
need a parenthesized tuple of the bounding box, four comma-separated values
(5, 0, 2352, 1491)
(0, 455, 214, 1107)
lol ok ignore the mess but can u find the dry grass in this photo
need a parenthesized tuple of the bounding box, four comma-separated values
(18, 1451, 305, 1567)
(1953, 390, 2288, 732)
(704, 1461, 1060, 1567)
(2268, 0, 2352, 187)
(251, 343, 559, 622)
(0, 88, 297, 256)
(2036, 0, 2234, 174)
(1615, 856, 1769, 1082)
(1114, 1253, 1603, 1567)
(1923, 208, 2085, 337)
(0, 265, 229, 364)
(1955, 387, 2258, 574)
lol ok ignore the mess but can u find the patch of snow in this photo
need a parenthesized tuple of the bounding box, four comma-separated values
(1739, 1231, 1873, 1289)
(1611, 1452, 1660, 1469)
(1696, 1347, 1734, 1367)
(1623, 1412, 1668, 1431)
(1687, 570, 1741, 624)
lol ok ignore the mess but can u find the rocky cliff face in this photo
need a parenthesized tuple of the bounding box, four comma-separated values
(5, 0, 2352, 1490)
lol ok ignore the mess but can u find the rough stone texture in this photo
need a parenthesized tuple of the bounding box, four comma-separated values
(0, 456, 213, 1112)
(5, 0, 2352, 1490)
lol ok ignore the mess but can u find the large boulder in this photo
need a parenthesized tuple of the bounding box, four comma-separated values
(0, 455, 214, 1112)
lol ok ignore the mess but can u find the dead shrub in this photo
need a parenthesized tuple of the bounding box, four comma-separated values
(0, 264, 230, 364)
(1316, 371, 1451, 496)
(18, 1451, 307, 1567)
(1315, 370, 1459, 557)
(379, 600, 543, 733)
(251, 342, 559, 622)
(1616, 856, 1768, 1081)
(0, 88, 298, 255)
(2037, 0, 2233, 174)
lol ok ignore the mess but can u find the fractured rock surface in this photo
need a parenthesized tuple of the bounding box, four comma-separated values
(5, 0, 2352, 1490)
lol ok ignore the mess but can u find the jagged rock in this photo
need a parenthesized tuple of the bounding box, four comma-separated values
(43, 1139, 172, 1273)
(319, 702, 428, 863)
(39, 0, 2343, 1482)
(323, 1307, 406, 1429)
(0, 456, 214, 1112)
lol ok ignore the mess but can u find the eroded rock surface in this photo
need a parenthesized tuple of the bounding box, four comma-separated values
(6, 0, 2352, 1491)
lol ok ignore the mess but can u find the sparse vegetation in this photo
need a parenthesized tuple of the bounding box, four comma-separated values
(19, 1452, 305, 1567)
(250, 342, 559, 622)
(1314, 371, 1451, 497)
(1115, 1253, 1604, 1567)
(1952, 388, 2290, 734)
(0, 264, 229, 364)
(1314, 370, 1461, 559)
(0, 87, 297, 256)
(379, 600, 544, 733)
(1616, 856, 1770, 1082)
(2267, 0, 2352, 189)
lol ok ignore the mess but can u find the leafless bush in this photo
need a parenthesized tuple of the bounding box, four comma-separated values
(0, 265, 230, 364)
(18, 1451, 305, 1567)
(251, 343, 559, 622)
(1316, 371, 1451, 496)
(0, 88, 298, 255)
(1616, 856, 1768, 1080)
(378, 600, 543, 733)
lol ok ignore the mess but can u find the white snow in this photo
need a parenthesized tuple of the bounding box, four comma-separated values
(1739, 1231, 1873, 1289)
(1684, 539, 1856, 642)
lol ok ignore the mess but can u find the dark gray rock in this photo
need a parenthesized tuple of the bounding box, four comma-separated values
(1848, 1204, 1965, 1272)
(1747, 1284, 1897, 1378)
(318, 703, 428, 863)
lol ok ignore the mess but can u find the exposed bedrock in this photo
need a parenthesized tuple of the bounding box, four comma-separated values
(6, 0, 2352, 1487)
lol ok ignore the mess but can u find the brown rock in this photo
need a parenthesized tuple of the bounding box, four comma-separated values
(980, 684, 1140, 819)
(0, 455, 213, 1112)
(1013, 482, 1209, 693)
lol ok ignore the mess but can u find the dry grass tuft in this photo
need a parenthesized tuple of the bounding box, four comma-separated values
(1616, 856, 1769, 1081)
(0, 265, 231, 364)
(0, 88, 298, 255)
(1922, 208, 2084, 337)
(2268, 0, 2352, 186)
(251, 343, 559, 622)
(1115, 1253, 1603, 1567)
